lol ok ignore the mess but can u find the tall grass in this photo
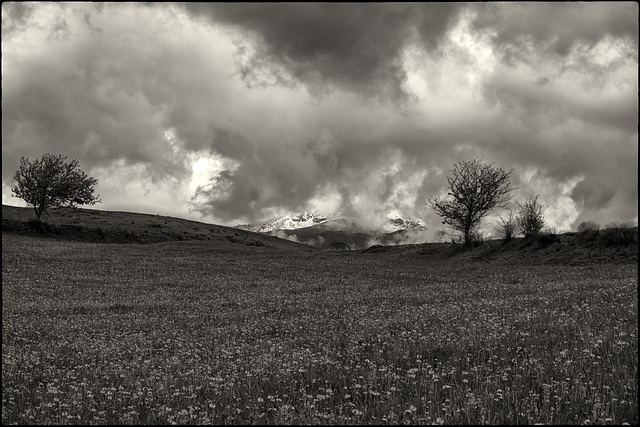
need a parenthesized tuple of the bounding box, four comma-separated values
(2, 235, 637, 424)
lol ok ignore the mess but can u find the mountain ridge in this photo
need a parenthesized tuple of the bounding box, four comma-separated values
(235, 211, 426, 233)
(234, 211, 428, 250)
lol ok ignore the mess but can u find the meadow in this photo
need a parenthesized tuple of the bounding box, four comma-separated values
(2, 228, 638, 425)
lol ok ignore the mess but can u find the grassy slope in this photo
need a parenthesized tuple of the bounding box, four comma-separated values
(2, 204, 637, 265)
(2, 233, 637, 424)
(1, 205, 316, 252)
(2, 205, 638, 424)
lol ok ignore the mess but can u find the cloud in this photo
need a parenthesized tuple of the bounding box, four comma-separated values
(2, 3, 637, 239)
(2, 3, 241, 199)
(1, 2, 37, 38)
(472, 3, 638, 59)
(179, 3, 463, 101)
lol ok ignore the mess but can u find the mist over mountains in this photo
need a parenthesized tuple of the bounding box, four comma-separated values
(235, 211, 428, 249)
(236, 212, 328, 233)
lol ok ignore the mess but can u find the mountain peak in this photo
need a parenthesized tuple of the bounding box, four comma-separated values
(385, 211, 426, 232)
(248, 212, 328, 232)
(236, 211, 425, 233)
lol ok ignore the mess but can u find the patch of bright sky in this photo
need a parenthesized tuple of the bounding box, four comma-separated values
(516, 166, 583, 232)
(89, 160, 176, 215)
(401, 8, 497, 120)
(1, 183, 20, 207)
(570, 34, 637, 69)
(306, 183, 343, 217)
(546, 174, 584, 231)
(381, 153, 429, 217)
(88, 127, 240, 222)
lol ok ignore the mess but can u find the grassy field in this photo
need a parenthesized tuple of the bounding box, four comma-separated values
(2, 207, 638, 425)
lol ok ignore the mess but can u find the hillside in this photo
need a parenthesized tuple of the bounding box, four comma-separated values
(1, 205, 316, 252)
(2, 204, 637, 265)
(363, 228, 638, 265)
(274, 223, 429, 250)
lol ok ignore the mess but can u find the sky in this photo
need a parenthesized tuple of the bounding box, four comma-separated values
(2, 2, 638, 240)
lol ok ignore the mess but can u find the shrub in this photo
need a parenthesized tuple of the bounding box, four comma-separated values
(27, 219, 62, 235)
(577, 220, 601, 233)
(469, 229, 487, 247)
(516, 195, 546, 238)
(535, 229, 557, 248)
(597, 222, 638, 246)
(329, 241, 350, 251)
(28, 218, 45, 233)
(496, 210, 518, 242)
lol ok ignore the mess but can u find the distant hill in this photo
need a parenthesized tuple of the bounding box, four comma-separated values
(236, 212, 428, 250)
(236, 212, 328, 232)
(1, 205, 316, 252)
(2, 205, 637, 265)
(362, 228, 638, 265)
(269, 220, 430, 250)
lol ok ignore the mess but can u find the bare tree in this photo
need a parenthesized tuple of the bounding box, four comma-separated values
(496, 209, 518, 241)
(12, 153, 101, 221)
(429, 158, 515, 247)
(577, 220, 600, 233)
(516, 195, 545, 238)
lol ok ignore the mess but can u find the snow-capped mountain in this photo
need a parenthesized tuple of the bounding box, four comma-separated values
(385, 213, 426, 232)
(381, 209, 427, 232)
(236, 212, 328, 233)
(236, 211, 424, 233)
(235, 210, 428, 250)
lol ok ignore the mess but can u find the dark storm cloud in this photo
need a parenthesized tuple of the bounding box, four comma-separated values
(482, 69, 638, 134)
(2, 3, 237, 187)
(2, 3, 637, 232)
(472, 3, 639, 58)
(179, 3, 462, 100)
(1, 2, 36, 38)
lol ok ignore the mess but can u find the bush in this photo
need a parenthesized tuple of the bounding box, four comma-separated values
(535, 230, 557, 248)
(516, 195, 546, 238)
(469, 229, 487, 247)
(329, 241, 350, 251)
(28, 218, 45, 233)
(27, 219, 61, 235)
(496, 210, 517, 242)
(597, 222, 638, 246)
(577, 220, 601, 233)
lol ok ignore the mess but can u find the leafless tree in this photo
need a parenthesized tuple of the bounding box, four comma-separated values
(496, 209, 518, 241)
(429, 158, 515, 247)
